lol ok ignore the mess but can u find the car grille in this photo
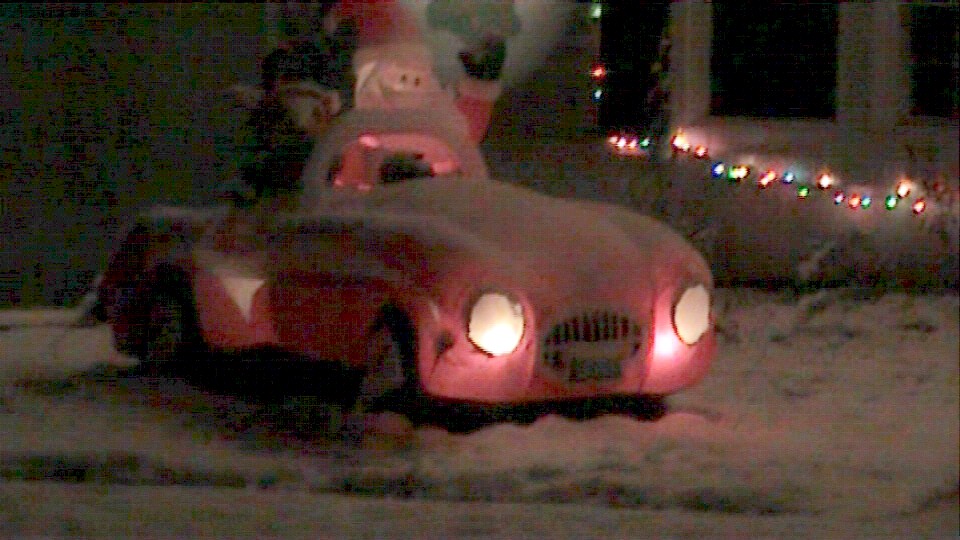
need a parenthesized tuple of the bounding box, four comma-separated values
(541, 310, 644, 383)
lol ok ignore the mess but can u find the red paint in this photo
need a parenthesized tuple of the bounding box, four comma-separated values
(192, 269, 278, 349)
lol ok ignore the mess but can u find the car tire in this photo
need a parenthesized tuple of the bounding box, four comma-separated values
(357, 323, 416, 408)
(352, 310, 427, 419)
(139, 279, 202, 375)
(632, 395, 668, 421)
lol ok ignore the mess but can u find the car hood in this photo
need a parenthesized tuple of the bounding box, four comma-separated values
(290, 176, 711, 308)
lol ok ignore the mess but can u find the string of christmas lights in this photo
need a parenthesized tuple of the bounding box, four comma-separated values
(604, 129, 957, 220)
(588, 1, 956, 224)
(588, 0, 604, 104)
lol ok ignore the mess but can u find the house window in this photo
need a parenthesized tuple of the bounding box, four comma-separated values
(905, 2, 959, 118)
(710, 1, 838, 118)
(598, 2, 671, 130)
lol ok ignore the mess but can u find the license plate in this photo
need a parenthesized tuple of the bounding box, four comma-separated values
(569, 357, 622, 382)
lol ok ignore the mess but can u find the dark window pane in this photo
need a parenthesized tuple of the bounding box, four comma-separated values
(711, 1, 838, 118)
(598, 2, 671, 130)
(906, 2, 959, 118)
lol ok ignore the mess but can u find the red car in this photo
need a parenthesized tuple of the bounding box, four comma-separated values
(97, 103, 716, 419)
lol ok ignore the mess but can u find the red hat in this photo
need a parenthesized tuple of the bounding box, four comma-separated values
(333, 0, 434, 71)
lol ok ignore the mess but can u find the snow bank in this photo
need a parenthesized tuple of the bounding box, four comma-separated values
(318, 291, 958, 520)
(1, 290, 957, 523)
(484, 141, 960, 287)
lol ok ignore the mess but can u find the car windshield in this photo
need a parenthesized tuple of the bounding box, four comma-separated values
(329, 132, 462, 191)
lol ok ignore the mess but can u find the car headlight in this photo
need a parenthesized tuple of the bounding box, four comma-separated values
(673, 284, 711, 345)
(468, 292, 525, 356)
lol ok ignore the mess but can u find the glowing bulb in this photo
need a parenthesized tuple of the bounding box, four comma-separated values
(590, 2, 602, 19)
(475, 324, 520, 356)
(639, 137, 651, 148)
(590, 65, 607, 79)
(848, 194, 862, 208)
(654, 329, 682, 359)
(627, 138, 638, 149)
(671, 132, 691, 152)
(833, 191, 845, 205)
(694, 146, 709, 159)
(711, 163, 726, 178)
(592, 88, 603, 101)
(616, 137, 626, 149)
(759, 170, 777, 187)
(432, 159, 456, 175)
(468, 293, 524, 356)
(885, 195, 899, 210)
(674, 285, 711, 345)
(896, 180, 912, 198)
(607, 135, 619, 145)
(782, 172, 796, 184)
(861, 196, 872, 209)
(817, 173, 835, 190)
(798, 185, 810, 198)
(359, 134, 381, 149)
(912, 199, 926, 214)
(729, 165, 750, 181)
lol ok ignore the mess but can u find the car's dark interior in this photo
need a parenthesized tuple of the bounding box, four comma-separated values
(378, 152, 435, 183)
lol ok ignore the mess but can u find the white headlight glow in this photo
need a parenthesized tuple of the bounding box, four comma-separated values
(468, 292, 525, 356)
(674, 284, 711, 345)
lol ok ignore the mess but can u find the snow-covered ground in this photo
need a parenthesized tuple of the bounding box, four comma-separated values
(0, 288, 957, 538)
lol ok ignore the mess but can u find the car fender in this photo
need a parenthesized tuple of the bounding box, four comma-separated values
(99, 206, 218, 353)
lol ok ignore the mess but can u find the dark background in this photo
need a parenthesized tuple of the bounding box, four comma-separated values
(0, 4, 266, 306)
(709, 1, 838, 119)
(599, 1, 958, 125)
(597, 1, 671, 131)
(1, 2, 957, 307)
(0, 2, 604, 307)
(906, 2, 960, 118)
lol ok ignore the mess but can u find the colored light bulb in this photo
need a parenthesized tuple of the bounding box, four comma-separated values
(861, 196, 872, 209)
(817, 173, 835, 190)
(885, 195, 898, 209)
(590, 2, 602, 19)
(912, 199, 926, 214)
(759, 170, 777, 187)
(848, 194, 862, 208)
(729, 165, 750, 181)
(833, 191, 845, 205)
(782, 172, 796, 184)
(711, 163, 726, 178)
(798, 185, 810, 198)
(896, 180, 912, 198)
(694, 146, 709, 158)
(671, 132, 691, 152)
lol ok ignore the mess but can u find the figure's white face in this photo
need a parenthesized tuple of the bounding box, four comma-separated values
(355, 61, 442, 109)
(276, 81, 341, 136)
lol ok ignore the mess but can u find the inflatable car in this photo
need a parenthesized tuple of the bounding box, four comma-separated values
(96, 101, 716, 418)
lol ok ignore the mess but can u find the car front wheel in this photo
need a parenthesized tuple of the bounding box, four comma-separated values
(140, 282, 202, 375)
(353, 309, 427, 418)
(357, 324, 415, 412)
